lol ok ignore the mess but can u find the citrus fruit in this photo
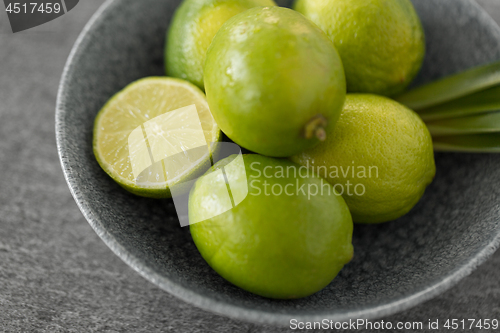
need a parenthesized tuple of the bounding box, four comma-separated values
(93, 77, 221, 198)
(189, 154, 353, 299)
(204, 6, 346, 157)
(291, 94, 435, 223)
(294, 0, 425, 96)
(165, 0, 276, 89)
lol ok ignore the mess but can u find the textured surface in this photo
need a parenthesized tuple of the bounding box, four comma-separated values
(294, 0, 426, 96)
(57, 0, 500, 325)
(0, 0, 500, 332)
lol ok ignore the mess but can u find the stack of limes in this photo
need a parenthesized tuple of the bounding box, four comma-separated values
(93, 0, 438, 299)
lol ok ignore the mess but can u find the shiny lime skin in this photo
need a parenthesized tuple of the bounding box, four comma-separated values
(204, 6, 346, 157)
(165, 0, 276, 89)
(189, 154, 353, 299)
(291, 94, 436, 223)
(294, 0, 425, 96)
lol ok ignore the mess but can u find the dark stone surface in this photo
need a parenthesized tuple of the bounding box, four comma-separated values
(1, 0, 500, 331)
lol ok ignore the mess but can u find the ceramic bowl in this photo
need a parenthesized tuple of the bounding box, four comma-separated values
(56, 0, 500, 325)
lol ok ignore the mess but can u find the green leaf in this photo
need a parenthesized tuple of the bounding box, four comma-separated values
(418, 85, 500, 121)
(426, 111, 500, 136)
(395, 61, 500, 110)
(433, 133, 500, 152)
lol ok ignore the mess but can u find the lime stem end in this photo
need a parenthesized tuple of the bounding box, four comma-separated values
(304, 115, 328, 141)
(315, 127, 327, 141)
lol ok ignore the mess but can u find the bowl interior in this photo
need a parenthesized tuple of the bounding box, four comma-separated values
(56, 0, 500, 325)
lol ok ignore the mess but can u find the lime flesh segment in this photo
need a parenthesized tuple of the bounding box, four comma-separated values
(425, 111, 500, 136)
(395, 61, 500, 110)
(93, 77, 221, 198)
(418, 85, 500, 121)
(433, 133, 500, 153)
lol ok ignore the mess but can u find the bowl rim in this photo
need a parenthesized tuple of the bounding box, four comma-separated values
(56, 0, 500, 326)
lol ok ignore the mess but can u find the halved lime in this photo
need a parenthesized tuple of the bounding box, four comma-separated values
(93, 77, 221, 198)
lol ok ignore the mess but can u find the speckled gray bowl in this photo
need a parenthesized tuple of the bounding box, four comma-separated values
(56, 0, 500, 326)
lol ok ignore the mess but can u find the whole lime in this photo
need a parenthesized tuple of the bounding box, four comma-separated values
(189, 154, 353, 299)
(165, 0, 276, 89)
(291, 94, 436, 223)
(204, 6, 346, 157)
(294, 0, 425, 96)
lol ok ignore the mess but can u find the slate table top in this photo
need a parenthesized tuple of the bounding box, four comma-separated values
(1, 0, 500, 332)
